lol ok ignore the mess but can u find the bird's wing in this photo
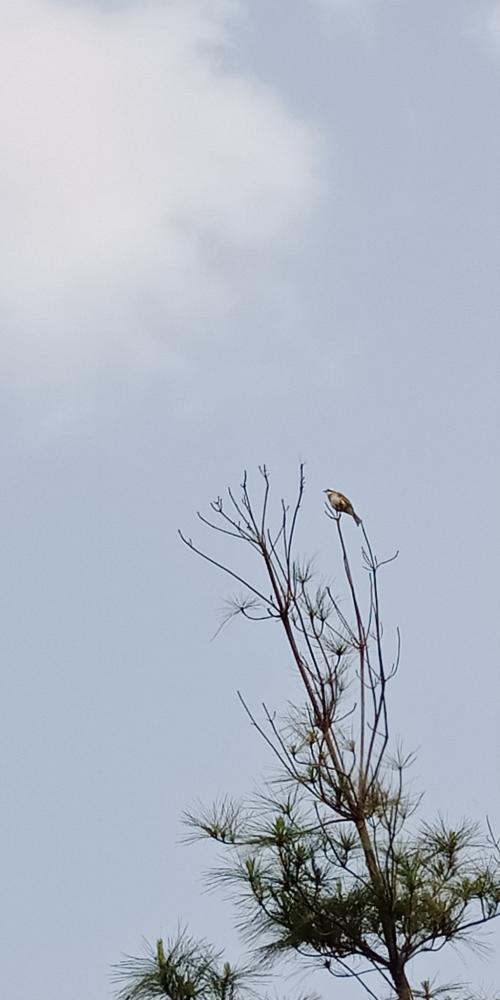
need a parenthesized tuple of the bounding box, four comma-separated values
(336, 492, 352, 508)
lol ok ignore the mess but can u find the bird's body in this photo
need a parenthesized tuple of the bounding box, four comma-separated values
(324, 489, 362, 526)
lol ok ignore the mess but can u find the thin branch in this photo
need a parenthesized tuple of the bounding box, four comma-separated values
(178, 531, 275, 608)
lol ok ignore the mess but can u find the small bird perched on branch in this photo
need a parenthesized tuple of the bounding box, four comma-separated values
(324, 489, 362, 526)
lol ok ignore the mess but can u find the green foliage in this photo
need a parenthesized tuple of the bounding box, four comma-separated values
(113, 933, 255, 1000)
(186, 788, 500, 976)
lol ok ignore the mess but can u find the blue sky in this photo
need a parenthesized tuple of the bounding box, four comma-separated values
(1, 1, 499, 997)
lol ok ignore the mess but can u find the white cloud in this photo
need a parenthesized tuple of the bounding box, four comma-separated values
(463, 1, 500, 52)
(0, 0, 321, 422)
(484, 1, 500, 46)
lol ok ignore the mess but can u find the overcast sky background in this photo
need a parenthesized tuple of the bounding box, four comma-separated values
(1, 1, 499, 997)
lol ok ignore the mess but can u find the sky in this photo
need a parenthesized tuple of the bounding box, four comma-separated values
(0, 1, 499, 997)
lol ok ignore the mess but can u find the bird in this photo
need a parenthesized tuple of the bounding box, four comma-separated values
(324, 489, 362, 526)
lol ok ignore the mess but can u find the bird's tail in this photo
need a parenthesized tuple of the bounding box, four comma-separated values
(353, 512, 362, 527)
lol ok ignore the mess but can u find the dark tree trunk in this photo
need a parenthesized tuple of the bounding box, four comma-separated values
(392, 967, 413, 1000)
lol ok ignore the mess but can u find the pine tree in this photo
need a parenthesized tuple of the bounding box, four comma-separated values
(114, 467, 500, 1000)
